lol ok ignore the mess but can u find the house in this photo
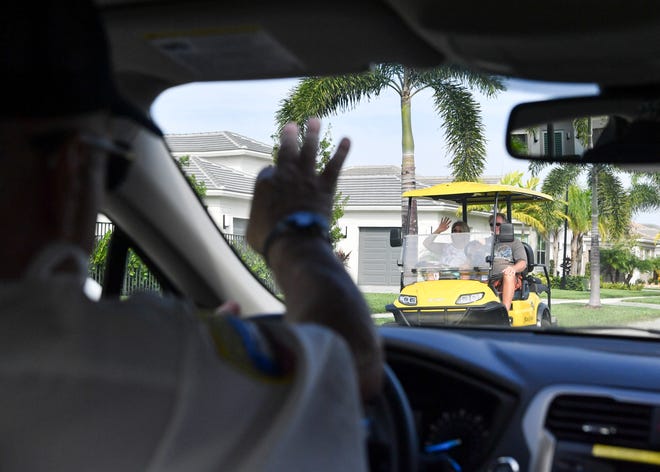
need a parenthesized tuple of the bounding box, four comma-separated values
(510, 116, 608, 158)
(334, 166, 510, 289)
(166, 131, 270, 235)
(161, 131, 551, 290)
(161, 131, 660, 288)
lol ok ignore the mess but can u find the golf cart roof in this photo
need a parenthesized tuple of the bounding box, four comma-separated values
(402, 181, 553, 204)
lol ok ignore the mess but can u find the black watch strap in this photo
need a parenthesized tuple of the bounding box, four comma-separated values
(262, 211, 330, 264)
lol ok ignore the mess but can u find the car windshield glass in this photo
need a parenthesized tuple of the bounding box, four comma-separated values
(151, 74, 660, 335)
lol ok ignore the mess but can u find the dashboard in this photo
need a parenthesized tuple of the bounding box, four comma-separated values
(381, 326, 660, 471)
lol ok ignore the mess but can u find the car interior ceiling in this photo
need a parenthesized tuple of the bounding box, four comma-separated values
(97, 0, 660, 90)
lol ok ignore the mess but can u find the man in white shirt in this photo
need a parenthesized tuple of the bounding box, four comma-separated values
(0, 1, 382, 470)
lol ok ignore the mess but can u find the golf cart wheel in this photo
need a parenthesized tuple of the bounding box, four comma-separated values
(538, 308, 552, 327)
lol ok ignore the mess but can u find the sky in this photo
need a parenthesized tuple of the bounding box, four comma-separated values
(151, 78, 659, 225)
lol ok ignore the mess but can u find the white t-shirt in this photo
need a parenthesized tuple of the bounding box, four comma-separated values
(0, 245, 367, 471)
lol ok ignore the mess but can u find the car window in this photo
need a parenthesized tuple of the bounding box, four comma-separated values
(89, 215, 163, 298)
(151, 74, 660, 334)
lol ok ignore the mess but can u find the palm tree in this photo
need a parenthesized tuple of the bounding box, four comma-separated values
(629, 172, 660, 213)
(466, 171, 552, 240)
(537, 162, 630, 307)
(529, 114, 635, 306)
(565, 185, 591, 276)
(496, 172, 550, 237)
(539, 196, 568, 277)
(275, 64, 504, 234)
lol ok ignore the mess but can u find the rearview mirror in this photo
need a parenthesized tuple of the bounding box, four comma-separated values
(506, 94, 660, 165)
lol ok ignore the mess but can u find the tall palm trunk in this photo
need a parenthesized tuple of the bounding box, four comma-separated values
(551, 228, 560, 276)
(400, 75, 417, 235)
(576, 234, 584, 274)
(570, 233, 579, 276)
(587, 116, 601, 306)
(400, 74, 418, 287)
(588, 168, 601, 306)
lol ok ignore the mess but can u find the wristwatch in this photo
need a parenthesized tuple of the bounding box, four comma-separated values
(262, 211, 330, 263)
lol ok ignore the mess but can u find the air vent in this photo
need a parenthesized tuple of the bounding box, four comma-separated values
(545, 394, 655, 449)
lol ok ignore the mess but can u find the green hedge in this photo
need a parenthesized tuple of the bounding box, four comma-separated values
(601, 281, 644, 291)
(549, 275, 589, 291)
(546, 276, 646, 291)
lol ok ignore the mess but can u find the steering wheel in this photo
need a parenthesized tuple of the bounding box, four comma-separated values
(365, 364, 419, 472)
(249, 316, 419, 470)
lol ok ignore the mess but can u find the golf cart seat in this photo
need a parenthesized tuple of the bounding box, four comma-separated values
(521, 242, 549, 297)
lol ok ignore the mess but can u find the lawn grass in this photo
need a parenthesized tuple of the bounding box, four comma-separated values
(363, 289, 660, 312)
(552, 303, 660, 327)
(621, 296, 660, 305)
(551, 288, 659, 299)
(362, 290, 660, 327)
(361, 290, 660, 314)
(363, 292, 397, 314)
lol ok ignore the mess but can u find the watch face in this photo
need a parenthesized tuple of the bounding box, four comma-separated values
(286, 211, 329, 232)
(295, 212, 316, 226)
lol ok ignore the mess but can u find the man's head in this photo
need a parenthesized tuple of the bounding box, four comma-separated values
(488, 212, 508, 234)
(2, 2, 159, 130)
(0, 1, 159, 277)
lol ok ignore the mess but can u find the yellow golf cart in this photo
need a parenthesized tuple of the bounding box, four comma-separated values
(387, 182, 556, 328)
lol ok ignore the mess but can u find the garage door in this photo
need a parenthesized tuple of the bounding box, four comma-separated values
(357, 227, 402, 286)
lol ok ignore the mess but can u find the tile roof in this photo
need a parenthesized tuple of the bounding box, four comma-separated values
(337, 173, 402, 206)
(337, 166, 502, 207)
(341, 165, 400, 176)
(166, 137, 544, 212)
(165, 131, 272, 154)
(183, 156, 256, 195)
(341, 165, 500, 186)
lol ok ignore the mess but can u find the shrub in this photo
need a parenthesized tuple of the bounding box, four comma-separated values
(601, 281, 644, 291)
(550, 275, 588, 291)
(231, 241, 279, 295)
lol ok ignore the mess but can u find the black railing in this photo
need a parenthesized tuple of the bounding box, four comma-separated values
(224, 234, 279, 294)
(92, 224, 278, 295)
(91, 222, 161, 296)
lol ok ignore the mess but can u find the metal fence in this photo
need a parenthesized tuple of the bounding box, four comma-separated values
(224, 234, 279, 294)
(224, 233, 247, 247)
(92, 224, 277, 295)
(91, 222, 161, 296)
(95, 221, 114, 240)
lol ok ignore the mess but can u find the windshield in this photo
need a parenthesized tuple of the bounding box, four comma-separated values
(151, 75, 660, 335)
(403, 232, 492, 284)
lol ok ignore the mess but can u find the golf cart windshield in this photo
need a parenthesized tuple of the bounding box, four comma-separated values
(405, 231, 492, 284)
